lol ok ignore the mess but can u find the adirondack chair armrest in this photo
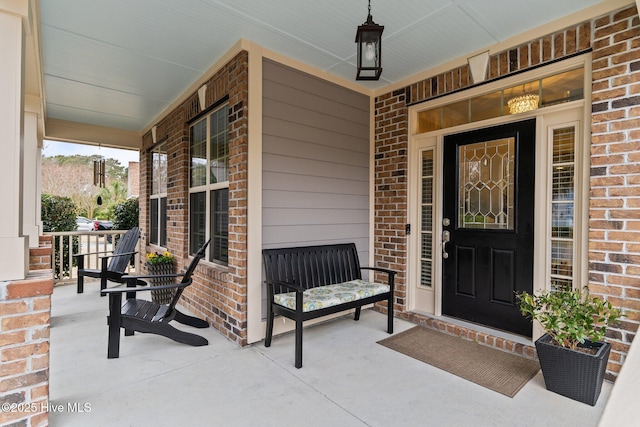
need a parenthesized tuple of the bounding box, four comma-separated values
(121, 273, 185, 281)
(102, 281, 190, 295)
(99, 250, 138, 260)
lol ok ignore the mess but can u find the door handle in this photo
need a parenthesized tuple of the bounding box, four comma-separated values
(442, 230, 450, 259)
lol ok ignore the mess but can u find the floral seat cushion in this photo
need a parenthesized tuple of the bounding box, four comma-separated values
(273, 279, 390, 312)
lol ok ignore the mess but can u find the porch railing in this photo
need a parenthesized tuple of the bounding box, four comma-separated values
(44, 230, 141, 284)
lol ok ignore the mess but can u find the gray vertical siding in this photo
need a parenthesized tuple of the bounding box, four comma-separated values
(261, 59, 371, 316)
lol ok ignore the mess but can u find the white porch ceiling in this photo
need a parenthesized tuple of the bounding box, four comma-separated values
(39, 0, 609, 135)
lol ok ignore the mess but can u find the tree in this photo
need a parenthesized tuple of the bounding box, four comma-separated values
(42, 154, 129, 219)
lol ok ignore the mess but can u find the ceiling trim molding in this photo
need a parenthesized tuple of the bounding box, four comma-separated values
(44, 118, 141, 150)
(0, 0, 28, 17)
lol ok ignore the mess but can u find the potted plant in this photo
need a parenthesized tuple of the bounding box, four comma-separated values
(146, 250, 176, 304)
(518, 286, 621, 406)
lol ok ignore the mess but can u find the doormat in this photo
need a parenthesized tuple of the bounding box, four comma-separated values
(378, 326, 540, 397)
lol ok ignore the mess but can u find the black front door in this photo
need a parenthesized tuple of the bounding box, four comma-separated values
(442, 120, 535, 337)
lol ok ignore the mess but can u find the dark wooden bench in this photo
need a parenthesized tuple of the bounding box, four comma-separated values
(74, 227, 140, 295)
(263, 243, 396, 368)
(103, 240, 210, 359)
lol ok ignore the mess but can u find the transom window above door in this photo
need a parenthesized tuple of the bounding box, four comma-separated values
(415, 67, 583, 134)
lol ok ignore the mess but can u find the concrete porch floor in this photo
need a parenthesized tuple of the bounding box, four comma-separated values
(50, 282, 612, 427)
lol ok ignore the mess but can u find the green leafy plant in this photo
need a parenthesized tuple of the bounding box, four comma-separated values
(518, 287, 621, 350)
(113, 197, 139, 230)
(146, 251, 175, 265)
(41, 193, 79, 279)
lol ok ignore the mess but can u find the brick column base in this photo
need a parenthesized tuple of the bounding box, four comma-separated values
(0, 238, 53, 426)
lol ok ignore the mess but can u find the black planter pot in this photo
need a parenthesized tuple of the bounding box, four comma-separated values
(147, 262, 175, 304)
(535, 333, 610, 406)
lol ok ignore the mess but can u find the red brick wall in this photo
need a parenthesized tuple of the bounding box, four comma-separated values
(374, 88, 409, 315)
(140, 51, 249, 346)
(374, 5, 639, 378)
(589, 5, 640, 379)
(0, 237, 53, 426)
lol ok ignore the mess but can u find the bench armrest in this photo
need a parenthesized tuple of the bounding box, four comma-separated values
(360, 266, 397, 277)
(361, 266, 396, 288)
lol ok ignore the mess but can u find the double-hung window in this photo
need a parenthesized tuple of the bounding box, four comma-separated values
(150, 142, 167, 247)
(189, 104, 229, 264)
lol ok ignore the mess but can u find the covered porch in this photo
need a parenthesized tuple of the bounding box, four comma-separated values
(50, 281, 610, 427)
(2, 0, 640, 425)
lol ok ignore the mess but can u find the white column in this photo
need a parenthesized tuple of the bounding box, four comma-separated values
(23, 110, 42, 246)
(0, 5, 28, 280)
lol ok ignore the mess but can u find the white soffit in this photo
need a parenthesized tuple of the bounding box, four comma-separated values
(39, 0, 612, 137)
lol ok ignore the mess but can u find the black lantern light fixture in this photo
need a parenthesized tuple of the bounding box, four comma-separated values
(355, 0, 384, 81)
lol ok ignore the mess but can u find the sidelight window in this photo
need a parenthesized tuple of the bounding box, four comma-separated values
(550, 127, 575, 291)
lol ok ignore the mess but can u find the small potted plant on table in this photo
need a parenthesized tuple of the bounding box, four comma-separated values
(145, 250, 175, 304)
(518, 286, 621, 406)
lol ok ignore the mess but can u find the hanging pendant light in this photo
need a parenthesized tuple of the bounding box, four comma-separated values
(355, 0, 384, 81)
(508, 85, 539, 114)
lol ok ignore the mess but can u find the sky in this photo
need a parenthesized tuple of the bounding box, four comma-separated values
(42, 140, 139, 166)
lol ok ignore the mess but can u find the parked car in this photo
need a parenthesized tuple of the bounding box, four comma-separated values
(76, 216, 94, 231)
(93, 219, 113, 231)
(94, 219, 114, 243)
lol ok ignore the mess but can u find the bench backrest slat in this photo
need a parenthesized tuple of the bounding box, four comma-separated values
(263, 243, 362, 293)
(108, 227, 140, 273)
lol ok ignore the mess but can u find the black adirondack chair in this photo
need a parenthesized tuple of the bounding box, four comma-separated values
(103, 240, 211, 359)
(74, 227, 140, 295)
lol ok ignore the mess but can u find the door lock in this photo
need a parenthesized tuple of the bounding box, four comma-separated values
(442, 230, 450, 259)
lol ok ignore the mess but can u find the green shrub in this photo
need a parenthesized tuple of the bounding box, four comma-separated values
(518, 287, 621, 350)
(112, 197, 139, 230)
(41, 193, 79, 279)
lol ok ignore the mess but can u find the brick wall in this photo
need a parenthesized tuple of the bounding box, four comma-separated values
(140, 51, 249, 346)
(0, 236, 53, 426)
(374, 88, 409, 315)
(374, 5, 639, 378)
(589, 5, 640, 379)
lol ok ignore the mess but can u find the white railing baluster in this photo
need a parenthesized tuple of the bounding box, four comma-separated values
(43, 230, 140, 284)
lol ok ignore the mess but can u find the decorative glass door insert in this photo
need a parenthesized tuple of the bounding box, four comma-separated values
(458, 138, 515, 229)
